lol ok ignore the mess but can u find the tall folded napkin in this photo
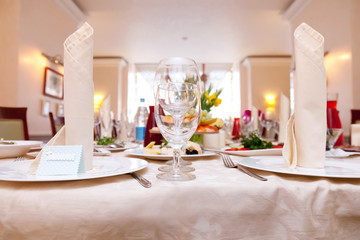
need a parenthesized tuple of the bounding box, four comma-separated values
(30, 22, 94, 172)
(251, 106, 258, 132)
(278, 93, 290, 143)
(283, 23, 327, 169)
(100, 95, 112, 138)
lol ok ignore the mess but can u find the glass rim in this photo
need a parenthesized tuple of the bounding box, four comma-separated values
(156, 82, 198, 90)
(158, 57, 197, 67)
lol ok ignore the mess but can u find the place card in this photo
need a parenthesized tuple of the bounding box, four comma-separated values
(36, 145, 84, 176)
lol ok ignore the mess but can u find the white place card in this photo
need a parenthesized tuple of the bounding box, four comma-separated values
(36, 145, 84, 176)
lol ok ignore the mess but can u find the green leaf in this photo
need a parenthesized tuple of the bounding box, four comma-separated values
(97, 137, 115, 145)
(240, 132, 273, 150)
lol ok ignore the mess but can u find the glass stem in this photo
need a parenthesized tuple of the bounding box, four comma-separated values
(172, 148, 181, 175)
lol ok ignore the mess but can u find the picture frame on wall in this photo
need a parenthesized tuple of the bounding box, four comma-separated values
(43, 67, 64, 99)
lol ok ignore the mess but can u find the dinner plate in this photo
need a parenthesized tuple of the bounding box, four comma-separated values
(235, 156, 360, 178)
(325, 148, 360, 158)
(149, 128, 218, 135)
(0, 140, 43, 159)
(124, 148, 216, 160)
(0, 156, 148, 182)
(95, 142, 139, 152)
(219, 147, 282, 156)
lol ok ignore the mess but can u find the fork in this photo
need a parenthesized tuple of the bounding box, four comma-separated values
(14, 157, 25, 162)
(220, 153, 267, 181)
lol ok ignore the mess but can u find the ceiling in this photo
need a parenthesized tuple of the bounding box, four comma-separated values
(73, 0, 294, 64)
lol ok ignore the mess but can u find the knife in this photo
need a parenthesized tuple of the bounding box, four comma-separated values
(128, 172, 152, 188)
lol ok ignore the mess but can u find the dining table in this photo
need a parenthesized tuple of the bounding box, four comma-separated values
(0, 149, 360, 239)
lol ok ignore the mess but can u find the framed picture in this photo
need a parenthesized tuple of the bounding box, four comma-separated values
(57, 103, 64, 117)
(41, 100, 51, 116)
(43, 67, 64, 99)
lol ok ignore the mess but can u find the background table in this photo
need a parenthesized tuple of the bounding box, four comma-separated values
(1, 151, 360, 239)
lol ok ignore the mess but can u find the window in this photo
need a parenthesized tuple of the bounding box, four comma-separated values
(127, 62, 240, 120)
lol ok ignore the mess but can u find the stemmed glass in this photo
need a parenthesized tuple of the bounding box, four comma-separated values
(240, 110, 253, 137)
(154, 57, 201, 181)
(259, 108, 276, 141)
(113, 112, 122, 143)
(122, 112, 135, 143)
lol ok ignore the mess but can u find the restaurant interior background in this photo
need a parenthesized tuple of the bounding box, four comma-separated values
(0, 0, 359, 142)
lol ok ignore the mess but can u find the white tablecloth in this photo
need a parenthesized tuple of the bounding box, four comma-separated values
(1, 151, 360, 239)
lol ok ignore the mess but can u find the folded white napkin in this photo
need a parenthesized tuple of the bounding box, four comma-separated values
(278, 93, 290, 143)
(283, 23, 327, 169)
(100, 95, 112, 138)
(251, 106, 258, 132)
(30, 22, 94, 172)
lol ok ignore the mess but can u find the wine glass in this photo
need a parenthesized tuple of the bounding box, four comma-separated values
(154, 57, 199, 171)
(240, 110, 253, 137)
(154, 57, 201, 181)
(113, 112, 122, 143)
(122, 112, 135, 143)
(259, 108, 276, 141)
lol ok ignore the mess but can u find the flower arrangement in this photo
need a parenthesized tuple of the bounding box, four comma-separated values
(201, 84, 222, 112)
(199, 84, 224, 129)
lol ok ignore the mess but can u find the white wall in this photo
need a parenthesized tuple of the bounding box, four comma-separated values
(291, 0, 359, 138)
(0, 0, 77, 136)
(93, 57, 128, 116)
(0, 0, 20, 106)
(351, 0, 360, 107)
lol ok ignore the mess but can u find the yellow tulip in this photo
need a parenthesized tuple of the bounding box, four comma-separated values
(214, 98, 222, 106)
(209, 93, 217, 100)
(205, 91, 209, 99)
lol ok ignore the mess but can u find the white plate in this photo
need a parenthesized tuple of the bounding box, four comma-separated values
(0, 141, 43, 159)
(235, 156, 360, 178)
(95, 142, 139, 152)
(0, 157, 148, 182)
(219, 147, 282, 156)
(325, 149, 360, 158)
(124, 148, 216, 160)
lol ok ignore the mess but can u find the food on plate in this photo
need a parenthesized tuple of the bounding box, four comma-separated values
(196, 125, 218, 133)
(208, 118, 224, 129)
(185, 141, 202, 155)
(144, 141, 161, 155)
(143, 141, 202, 155)
(197, 110, 224, 133)
(96, 137, 115, 145)
(161, 115, 174, 124)
(226, 132, 282, 151)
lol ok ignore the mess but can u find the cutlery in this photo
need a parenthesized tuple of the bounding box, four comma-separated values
(220, 153, 267, 181)
(129, 172, 152, 188)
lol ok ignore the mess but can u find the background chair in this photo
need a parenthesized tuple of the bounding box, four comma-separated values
(351, 109, 360, 124)
(49, 112, 65, 136)
(0, 106, 29, 140)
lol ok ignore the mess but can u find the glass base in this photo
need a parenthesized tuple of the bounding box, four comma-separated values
(158, 165, 195, 172)
(156, 172, 196, 181)
(165, 159, 192, 166)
